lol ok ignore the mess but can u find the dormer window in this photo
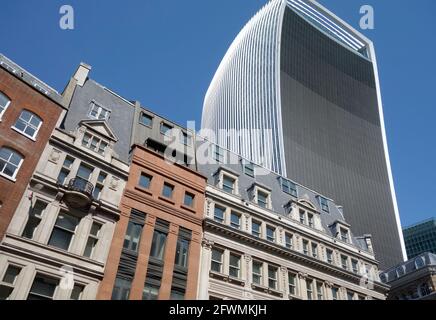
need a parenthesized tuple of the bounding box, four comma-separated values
(89, 102, 110, 120)
(216, 168, 239, 195)
(281, 178, 297, 197)
(340, 228, 349, 243)
(308, 213, 314, 228)
(318, 196, 329, 213)
(243, 161, 255, 177)
(82, 132, 109, 156)
(257, 190, 269, 209)
(213, 145, 225, 163)
(222, 175, 235, 194)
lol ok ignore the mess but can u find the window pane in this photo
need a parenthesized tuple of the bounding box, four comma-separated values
(222, 176, 235, 193)
(49, 228, 73, 251)
(71, 284, 85, 300)
(150, 230, 167, 260)
(57, 168, 69, 185)
(0, 285, 13, 300)
(112, 278, 131, 300)
(230, 212, 240, 229)
(142, 284, 159, 300)
(184, 193, 194, 207)
(77, 164, 93, 180)
(214, 207, 225, 223)
(175, 238, 189, 268)
(140, 113, 153, 126)
(2, 266, 21, 285)
(55, 213, 79, 231)
(139, 174, 151, 189)
(28, 276, 58, 300)
(162, 183, 174, 198)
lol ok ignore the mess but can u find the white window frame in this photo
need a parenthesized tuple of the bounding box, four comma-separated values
(0, 92, 11, 121)
(229, 253, 241, 279)
(252, 260, 263, 286)
(88, 101, 110, 120)
(11, 110, 43, 140)
(0, 147, 24, 181)
(211, 248, 224, 274)
(82, 132, 109, 156)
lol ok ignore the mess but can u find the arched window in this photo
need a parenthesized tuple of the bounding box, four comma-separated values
(0, 91, 11, 119)
(13, 110, 43, 139)
(0, 147, 24, 180)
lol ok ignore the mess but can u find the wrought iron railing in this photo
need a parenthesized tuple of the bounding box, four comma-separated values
(67, 178, 94, 197)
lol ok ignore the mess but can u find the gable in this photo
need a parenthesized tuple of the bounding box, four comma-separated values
(79, 120, 118, 142)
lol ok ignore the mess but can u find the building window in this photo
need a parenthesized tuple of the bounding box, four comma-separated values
(308, 213, 314, 228)
(139, 112, 153, 127)
(0, 147, 24, 180)
(213, 145, 224, 163)
(48, 212, 80, 251)
(162, 183, 174, 199)
(311, 243, 318, 259)
(150, 230, 167, 260)
(211, 248, 223, 273)
(302, 240, 309, 256)
(331, 287, 339, 300)
(0, 265, 21, 300)
(229, 253, 241, 278)
(347, 291, 354, 301)
(160, 122, 173, 136)
(299, 210, 306, 224)
(83, 222, 102, 258)
(175, 238, 190, 268)
(82, 132, 109, 156)
(222, 175, 235, 194)
(112, 278, 131, 300)
(306, 279, 313, 300)
(351, 259, 359, 274)
(214, 206, 225, 224)
(180, 131, 192, 146)
(420, 283, 432, 297)
(319, 196, 329, 213)
(76, 163, 93, 185)
(243, 162, 255, 177)
(93, 172, 107, 200)
(230, 211, 240, 229)
(22, 200, 48, 240)
(28, 275, 59, 300)
(340, 228, 349, 243)
(13, 110, 43, 139)
(288, 273, 297, 296)
(341, 255, 349, 270)
(70, 284, 85, 300)
(123, 220, 142, 252)
(326, 249, 334, 264)
(257, 190, 269, 209)
(252, 220, 261, 238)
(57, 156, 74, 185)
(266, 226, 275, 242)
(88, 102, 110, 120)
(170, 288, 185, 300)
(0, 92, 11, 120)
(139, 173, 152, 189)
(316, 282, 324, 300)
(285, 233, 293, 249)
(183, 192, 195, 207)
(281, 178, 297, 197)
(268, 266, 278, 290)
(143, 283, 159, 300)
(252, 261, 263, 285)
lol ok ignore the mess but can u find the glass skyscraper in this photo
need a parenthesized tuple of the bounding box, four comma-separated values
(201, 0, 406, 269)
(403, 218, 436, 259)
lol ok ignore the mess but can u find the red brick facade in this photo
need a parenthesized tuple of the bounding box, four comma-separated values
(0, 68, 64, 240)
(98, 145, 206, 300)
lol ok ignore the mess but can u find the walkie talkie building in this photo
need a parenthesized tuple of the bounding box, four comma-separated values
(202, 0, 406, 269)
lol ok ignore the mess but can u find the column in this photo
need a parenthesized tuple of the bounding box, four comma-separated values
(298, 272, 308, 300)
(185, 230, 202, 300)
(197, 239, 214, 299)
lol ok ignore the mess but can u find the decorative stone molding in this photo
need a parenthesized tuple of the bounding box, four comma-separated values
(202, 239, 214, 249)
(49, 149, 61, 163)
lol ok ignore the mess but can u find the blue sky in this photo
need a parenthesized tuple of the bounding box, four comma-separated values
(0, 0, 435, 228)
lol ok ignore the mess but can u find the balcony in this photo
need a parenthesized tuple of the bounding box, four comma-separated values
(63, 178, 94, 208)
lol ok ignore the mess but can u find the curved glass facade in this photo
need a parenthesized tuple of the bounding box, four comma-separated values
(202, 0, 405, 269)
